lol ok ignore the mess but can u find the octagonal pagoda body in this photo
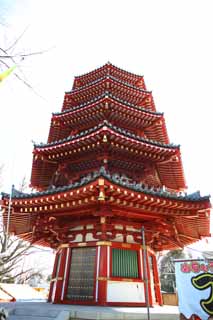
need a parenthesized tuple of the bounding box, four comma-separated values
(1, 63, 211, 306)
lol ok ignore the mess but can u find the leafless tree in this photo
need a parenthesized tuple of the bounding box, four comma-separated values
(158, 249, 192, 293)
(0, 171, 46, 284)
(0, 22, 54, 283)
(18, 175, 28, 193)
(0, 214, 50, 284)
(0, 164, 4, 189)
(0, 224, 32, 283)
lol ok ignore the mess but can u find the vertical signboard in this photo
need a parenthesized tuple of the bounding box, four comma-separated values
(175, 260, 213, 320)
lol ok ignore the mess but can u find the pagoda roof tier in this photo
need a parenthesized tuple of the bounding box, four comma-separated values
(73, 62, 146, 90)
(70, 75, 148, 95)
(62, 76, 155, 112)
(55, 93, 159, 116)
(31, 121, 185, 190)
(48, 94, 168, 144)
(1, 168, 210, 250)
(36, 121, 175, 150)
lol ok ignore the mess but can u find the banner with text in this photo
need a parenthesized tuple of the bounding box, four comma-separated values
(175, 260, 213, 320)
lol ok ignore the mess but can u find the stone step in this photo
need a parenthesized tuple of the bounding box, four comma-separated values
(10, 316, 56, 320)
(13, 307, 59, 317)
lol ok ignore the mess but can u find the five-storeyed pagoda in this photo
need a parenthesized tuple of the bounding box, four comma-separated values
(1, 63, 211, 306)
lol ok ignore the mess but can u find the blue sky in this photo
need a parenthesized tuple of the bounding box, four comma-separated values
(0, 0, 212, 236)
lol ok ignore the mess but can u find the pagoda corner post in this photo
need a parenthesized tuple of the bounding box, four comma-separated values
(47, 251, 60, 302)
(52, 248, 67, 304)
(152, 254, 163, 305)
(48, 252, 59, 302)
(97, 244, 108, 305)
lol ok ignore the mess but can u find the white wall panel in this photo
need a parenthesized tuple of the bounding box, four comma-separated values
(107, 281, 145, 302)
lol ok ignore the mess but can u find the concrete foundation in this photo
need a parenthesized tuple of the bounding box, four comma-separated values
(0, 302, 180, 320)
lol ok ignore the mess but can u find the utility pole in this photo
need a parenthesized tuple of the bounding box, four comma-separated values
(142, 226, 150, 320)
(6, 184, 14, 250)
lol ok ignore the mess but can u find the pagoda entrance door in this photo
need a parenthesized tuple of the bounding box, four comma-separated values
(66, 247, 96, 302)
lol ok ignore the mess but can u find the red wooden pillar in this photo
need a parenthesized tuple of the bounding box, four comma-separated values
(146, 251, 153, 307)
(97, 245, 108, 305)
(152, 254, 163, 305)
(61, 247, 71, 302)
(142, 247, 153, 307)
(52, 248, 67, 303)
(48, 251, 59, 302)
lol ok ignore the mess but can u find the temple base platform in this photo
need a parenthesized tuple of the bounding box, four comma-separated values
(0, 302, 180, 319)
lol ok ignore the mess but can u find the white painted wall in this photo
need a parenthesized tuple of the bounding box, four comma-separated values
(85, 233, 98, 241)
(107, 281, 145, 303)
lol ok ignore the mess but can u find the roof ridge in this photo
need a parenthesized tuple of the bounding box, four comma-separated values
(74, 62, 144, 80)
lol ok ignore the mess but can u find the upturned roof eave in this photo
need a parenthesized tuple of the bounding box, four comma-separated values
(65, 75, 151, 95)
(34, 121, 178, 150)
(53, 93, 163, 117)
(1, 168, 211, 203)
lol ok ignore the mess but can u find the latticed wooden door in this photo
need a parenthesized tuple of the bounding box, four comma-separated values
(66, 247, 96, 301)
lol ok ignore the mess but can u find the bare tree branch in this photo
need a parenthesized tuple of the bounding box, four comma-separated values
(0, 46, 55, 59)
(0, 53, 46, 100)
(6, 25, 30, 52)
(0, 27, 54, 99)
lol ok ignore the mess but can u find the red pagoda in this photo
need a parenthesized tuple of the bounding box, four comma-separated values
(1, 63, 211, 306)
